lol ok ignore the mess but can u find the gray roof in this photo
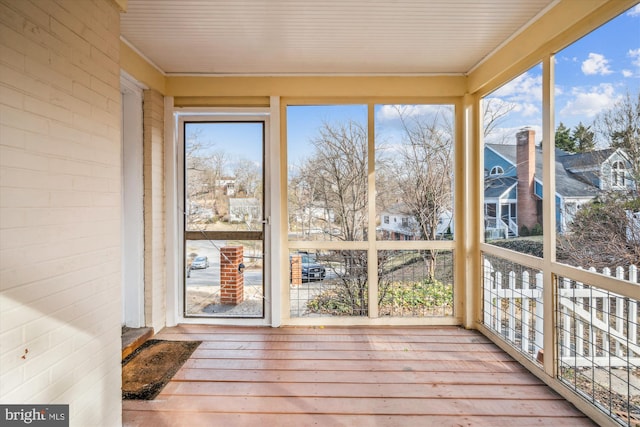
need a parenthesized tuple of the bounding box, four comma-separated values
(560, 148, 616, 171)
(484, 176, 517, 198)
(486, 144, 600, 198)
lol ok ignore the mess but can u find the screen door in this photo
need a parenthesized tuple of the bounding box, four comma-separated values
(183, 120, 265, 318)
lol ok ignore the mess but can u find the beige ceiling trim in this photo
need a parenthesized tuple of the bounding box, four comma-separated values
(120, 39, 166, 94)
(173, 96, 270, 108)
(165, 75, 467, 98)
(121, 37, 165, 76)
(166, 72, 466, 78)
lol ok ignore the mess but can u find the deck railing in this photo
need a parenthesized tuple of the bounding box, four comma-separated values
(482, 256, 639, 426)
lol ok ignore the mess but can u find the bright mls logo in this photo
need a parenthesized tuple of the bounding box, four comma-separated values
(1, 405, 68, 426)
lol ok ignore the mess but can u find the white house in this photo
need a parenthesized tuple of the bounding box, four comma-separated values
(378, 203, 453, 240)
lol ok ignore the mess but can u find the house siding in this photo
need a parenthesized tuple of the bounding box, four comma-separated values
(484, 149, 515, 177)
(143, 89, 166, 333)
(0, 1, 122, 426)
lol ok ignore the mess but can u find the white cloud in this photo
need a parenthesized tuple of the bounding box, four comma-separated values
(481, 71, 543, 141)
(581, 53, 613, 75)
(629, 48, 640, 67)
(627, 4, 640, 17)
(559, 84, 621, 118)
(492, 71, 542, 102)
(620, 49, 640, 78)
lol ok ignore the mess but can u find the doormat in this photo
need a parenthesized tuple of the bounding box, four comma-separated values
(122, 339, 201, 400)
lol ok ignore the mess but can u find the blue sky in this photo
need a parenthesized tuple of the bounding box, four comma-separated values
(185, 122, 263, 172)
(485, 4, 640, 145)
(287, 104, 367, 167)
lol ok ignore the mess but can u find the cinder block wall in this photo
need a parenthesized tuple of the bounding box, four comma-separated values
(0, 1, 122, 425)
(143, 89, 166, 332)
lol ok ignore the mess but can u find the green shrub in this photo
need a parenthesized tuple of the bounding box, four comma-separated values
(306, 279, 453, 316)
(531, 223, 543, 236)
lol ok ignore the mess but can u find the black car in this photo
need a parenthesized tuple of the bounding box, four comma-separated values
(299, 254, 326, 281)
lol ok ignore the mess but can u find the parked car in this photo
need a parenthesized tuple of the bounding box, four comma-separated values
(191, 256, 209, 269)
(291, 253, 326, 281)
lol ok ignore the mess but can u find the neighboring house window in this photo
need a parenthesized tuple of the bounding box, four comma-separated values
(612, 161, 625, 187)
(401, 217, 408, 227)
(384, 216, 389, 224)
(490, 166, 504, 176)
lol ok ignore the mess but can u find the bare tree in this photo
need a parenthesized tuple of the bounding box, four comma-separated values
(596, 90, 640, 195)
(393, 106, 454, 279)
(309, 120, 369, 241)
(557, 194, 640, 269)
(294, 120, 371, 314)
(483, 97, 518, 143)
(233, 159, 262, 198)
(557, 90, 640, 270)
(185, 130, 229, 226)
(298, 110, 456, 314)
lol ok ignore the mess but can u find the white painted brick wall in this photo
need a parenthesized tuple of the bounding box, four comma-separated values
(0, 1, 122, 426)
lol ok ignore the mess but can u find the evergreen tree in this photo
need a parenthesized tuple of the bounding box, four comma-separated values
(571, 122, 595, 153)
(555, 122, 575, 152)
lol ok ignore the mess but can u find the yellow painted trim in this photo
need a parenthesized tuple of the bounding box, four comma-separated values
(281, 97, 461, 324)
(120, 41, 166, 94)
(552, 262, 640, 299)
(174, 97, 270, 108)
(166, 76, 467, 98)
(468, 0, 638, 96)
(279, 101, 289, 323)
(367, 104, 378, 319)
(459, 93, 481, 328)
(110, 0, 126, 12)
(542, 56, 556, 377)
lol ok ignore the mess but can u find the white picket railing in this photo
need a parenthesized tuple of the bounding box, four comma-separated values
(483, 260, 639, 367)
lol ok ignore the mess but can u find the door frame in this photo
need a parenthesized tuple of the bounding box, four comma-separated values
(120, 71, 146, 327)
(170, 105, 279, 326)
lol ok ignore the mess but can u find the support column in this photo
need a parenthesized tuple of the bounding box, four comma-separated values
(290, 255, 302, 286)
(220, 246, 244, 305)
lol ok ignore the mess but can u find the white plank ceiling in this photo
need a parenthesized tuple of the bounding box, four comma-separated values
(120, 0, 558, 75)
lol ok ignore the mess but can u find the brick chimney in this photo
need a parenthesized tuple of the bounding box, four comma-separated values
(516, 128, 538, 232)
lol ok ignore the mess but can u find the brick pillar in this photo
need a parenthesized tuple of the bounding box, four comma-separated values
(220, 246, 244, 305)
(290, 255, 302, 286)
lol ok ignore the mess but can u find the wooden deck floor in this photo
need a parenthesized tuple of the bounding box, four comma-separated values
(122, 325, 595, 427)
